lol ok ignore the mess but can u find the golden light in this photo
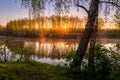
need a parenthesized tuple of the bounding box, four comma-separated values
(35, 24, 39, 29)
(102, 22, 117, 30)
(60, 24, 69, 33)
(62, 25, 67, 29)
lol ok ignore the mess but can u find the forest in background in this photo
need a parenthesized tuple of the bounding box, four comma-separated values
(0, 15, 119, 38)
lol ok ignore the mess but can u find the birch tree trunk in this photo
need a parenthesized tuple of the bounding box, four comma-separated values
(88, 17, 98, 71)
(72, 0, 99, 68)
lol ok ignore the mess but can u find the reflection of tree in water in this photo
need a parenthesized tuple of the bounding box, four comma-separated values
(6, 40, 36, 61)
(0, 40, 18, 62)
(0, 39, 78, 61)
(24, 40, 78, 59)
(0, 41, 7, 62)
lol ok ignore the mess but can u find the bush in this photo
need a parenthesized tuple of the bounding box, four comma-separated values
(66, 43, 120, 80)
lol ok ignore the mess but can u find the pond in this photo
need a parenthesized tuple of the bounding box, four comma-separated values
(0, 36, 119, 65)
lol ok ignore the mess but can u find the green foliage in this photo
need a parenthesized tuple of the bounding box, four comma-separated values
(21, 0, 74, 16)
(88, 43, 120, 80)
(114, 10, 120, 30)
(98, 17, 104, 30)
(6, 19, 40, 38)
(109, 43, 120, 80)
(110, 67, 120, 80)
(93, 44, 111, 79)
(66, 43, 120, 80)
(0, 60, 72, 80)
(14, 46, 36, 61)
(66, 51, 75, 61)
(21, 0, 120, 18)
(66, 51, 82, 69)
(0, 25, 6, 35)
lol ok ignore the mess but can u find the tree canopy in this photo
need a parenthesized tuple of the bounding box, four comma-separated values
(21, 0, 120, 17)
(114, 10, 120, 29)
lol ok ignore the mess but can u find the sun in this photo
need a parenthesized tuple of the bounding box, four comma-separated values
(62, 25, 67, 29)
(35, 23, 39, 29)
(61, 25, 69, 32)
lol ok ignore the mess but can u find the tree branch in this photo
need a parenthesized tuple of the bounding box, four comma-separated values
(99, 1, 120, 10)
(76, 4, 89, 15)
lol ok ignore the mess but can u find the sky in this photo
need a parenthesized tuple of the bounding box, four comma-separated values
(0, 0, 115, 28)
(0, 0, 28, 25)
(0, 0, 88, 26)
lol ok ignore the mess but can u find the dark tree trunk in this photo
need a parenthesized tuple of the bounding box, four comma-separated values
(88, 17, 98, 71)
(71, 0, 99, 68)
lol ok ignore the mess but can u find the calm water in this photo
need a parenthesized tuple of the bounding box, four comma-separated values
(0, 36, 119, 65)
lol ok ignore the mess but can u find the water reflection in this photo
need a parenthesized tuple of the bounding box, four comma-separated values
(0, 37, 119, 65)
(0, 38, 79, 65)
(24, 40, 78, 59)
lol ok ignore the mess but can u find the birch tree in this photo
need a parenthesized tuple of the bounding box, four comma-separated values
(21, 0, 120, 68)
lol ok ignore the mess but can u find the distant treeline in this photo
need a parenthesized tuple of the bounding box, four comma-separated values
(0, 15, 88, 38)
(0, 15, 119, 38)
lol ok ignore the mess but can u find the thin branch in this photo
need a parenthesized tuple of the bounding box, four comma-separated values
(76, 4, 89, 15)
(99, 1, 120, 10)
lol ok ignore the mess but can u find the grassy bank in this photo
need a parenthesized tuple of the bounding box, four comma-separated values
(0, 60, 72, 80)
